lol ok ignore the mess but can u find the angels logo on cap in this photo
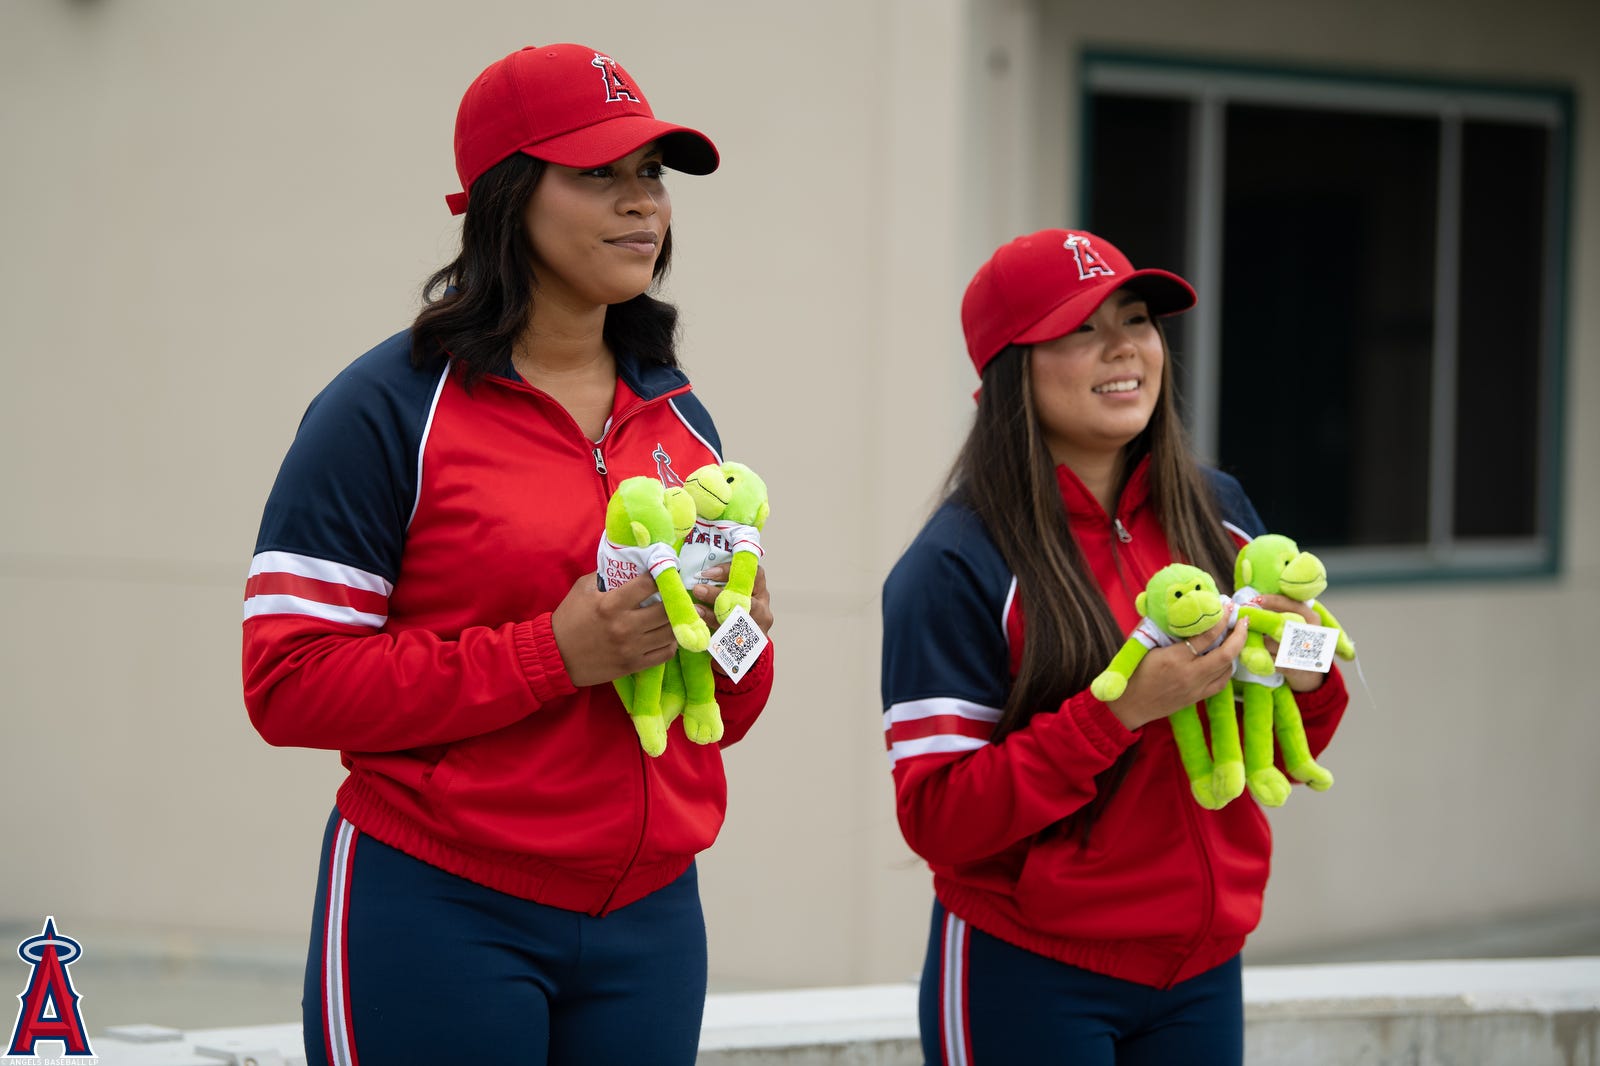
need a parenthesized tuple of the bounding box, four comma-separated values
(1064, 233, 1117, 281)
(591, 53, 640, 103)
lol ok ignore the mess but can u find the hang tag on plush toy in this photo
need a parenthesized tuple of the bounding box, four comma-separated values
(708, 604, 767, 683)
(1275, 620, 1340, 673)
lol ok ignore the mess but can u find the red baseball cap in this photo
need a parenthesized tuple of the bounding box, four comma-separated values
(445, 44, 720, 215)
(960, 229, 1196, 376)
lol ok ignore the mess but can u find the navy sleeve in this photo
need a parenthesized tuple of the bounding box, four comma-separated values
(252, 330, 442, 582)
(1205, 468, 1266, 539)
(881, 503, 1013, 715)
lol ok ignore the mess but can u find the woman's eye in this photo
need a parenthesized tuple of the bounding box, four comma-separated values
(641, 163, 667, 180)
(580, 167, 612, 179)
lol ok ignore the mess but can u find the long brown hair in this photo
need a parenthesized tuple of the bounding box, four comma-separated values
(409, 153, 679, 384)
(946, 328, 1239, 842)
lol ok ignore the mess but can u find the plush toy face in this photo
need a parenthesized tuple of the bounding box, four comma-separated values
(605, 476, 677, 547)
(1235, 533, 1328, 601)
(664, 485, 696, 550)
(1135, 563, 1224, 638)
(684, 462, 769, 530)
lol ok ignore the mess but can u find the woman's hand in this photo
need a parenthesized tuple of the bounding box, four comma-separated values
(690, 564, 773, 676)
(1254, 594, 1325, 692)
(689, 564, 773, 632)
(1106, 617, 1249, 730)
(550, 572, 680, 688)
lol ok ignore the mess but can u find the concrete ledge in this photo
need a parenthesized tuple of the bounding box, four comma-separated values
(89, 957, 1599, 1065)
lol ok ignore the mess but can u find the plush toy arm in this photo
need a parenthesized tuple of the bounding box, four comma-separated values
(713, 548, 760, 624)
(1236, 605, 1290, 641)
(1090, 638, 1150, 702)
(1312, 601, 1357, 659)
(1238, 631, 1276, 679)
(654, 568, 711, 653)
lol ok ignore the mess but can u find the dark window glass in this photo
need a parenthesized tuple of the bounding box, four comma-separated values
(1453, 120, 1548, 539)
(1218, 105, 1438, 547)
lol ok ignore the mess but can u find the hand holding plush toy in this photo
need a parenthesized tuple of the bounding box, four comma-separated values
(598, 477, 708, 757)
(1230, 534, 1352, 805)
(1091, 563, 1292, 810)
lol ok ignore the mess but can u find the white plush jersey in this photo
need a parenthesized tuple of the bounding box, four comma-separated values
(596, 537, 680, 604)
(1230, 586, 1287, 688)
(676, 519, 762, 589)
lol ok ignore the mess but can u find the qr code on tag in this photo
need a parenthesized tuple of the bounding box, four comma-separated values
(1275, 620, 1337, 673)
(709, 605, 768, 683)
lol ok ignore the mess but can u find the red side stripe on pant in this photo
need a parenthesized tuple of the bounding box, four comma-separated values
(940, 911, 972, 1066)
(321, 819, 360, 1066)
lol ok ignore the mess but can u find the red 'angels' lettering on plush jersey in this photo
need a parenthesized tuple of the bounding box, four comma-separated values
(592, 53, 640, 103)
(1063, 233, 1116, 281)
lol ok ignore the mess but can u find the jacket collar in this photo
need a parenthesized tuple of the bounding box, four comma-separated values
(490, 348, 690, 403)
(1055, 454, 1151, 525)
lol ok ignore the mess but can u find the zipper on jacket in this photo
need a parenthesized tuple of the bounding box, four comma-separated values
(592, 447, 608, 475)
(598, 747, 652, 916)
(1171, 777, 1217, 986)
(1113, 518, 1132, 543)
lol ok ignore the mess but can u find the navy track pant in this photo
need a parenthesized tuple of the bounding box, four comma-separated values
(919, 901, 1244, 1065)
(302, 809, 708, 1066)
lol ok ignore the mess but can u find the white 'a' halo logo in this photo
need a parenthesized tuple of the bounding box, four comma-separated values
(1063, 234, 1116, 281)
(592, 53, 641, 103)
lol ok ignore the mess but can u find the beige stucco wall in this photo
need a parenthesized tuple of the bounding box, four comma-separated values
(0, 0, 1595, 1016)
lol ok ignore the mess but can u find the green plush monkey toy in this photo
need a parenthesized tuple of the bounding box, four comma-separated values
(681, 462, 769, 624)
(1091, 564, 1291, 810)
(598, 477, 709, 757)
(1230, 534, 1355, 805)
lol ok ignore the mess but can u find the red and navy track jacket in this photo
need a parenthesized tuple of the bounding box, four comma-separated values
(880, 459, 1347, 988)
(242, 330, 774, 915)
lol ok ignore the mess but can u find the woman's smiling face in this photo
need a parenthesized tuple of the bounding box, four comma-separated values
(1028, 287, 1165, 469)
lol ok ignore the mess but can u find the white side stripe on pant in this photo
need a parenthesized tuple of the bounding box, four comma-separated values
(941, 911, 970, 1066)
(324, 818, 358, 1066)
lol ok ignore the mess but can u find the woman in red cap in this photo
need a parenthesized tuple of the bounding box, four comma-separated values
(880, 230, 1349, 1063)
(242, 45, 773, 1065)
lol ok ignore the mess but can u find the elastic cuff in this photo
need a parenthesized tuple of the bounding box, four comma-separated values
(1062, 690, 1139, 759)
(516, 614, 578, 705)
(715, 638, 773, 693)
(1296, 662, 1348, 714)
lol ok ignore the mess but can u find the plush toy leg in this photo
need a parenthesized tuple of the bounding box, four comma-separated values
(1242, 681, 1291, 807)
(678, 649, 723, 745)
(713, 549, 760, 624)
(612, 674, 635, 714)
(1203, 684, 1246, 806)
(1168, 704, 1223, 810)
(1239, 632, 1276, 679)
(1273, 684, 1333, 791)
(627, 662, 670, 758)
(659, 656, 686, 729)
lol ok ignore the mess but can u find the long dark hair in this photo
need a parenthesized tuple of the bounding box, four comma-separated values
(946, 328, 1239, 843)
(410, 153, 680, 383)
